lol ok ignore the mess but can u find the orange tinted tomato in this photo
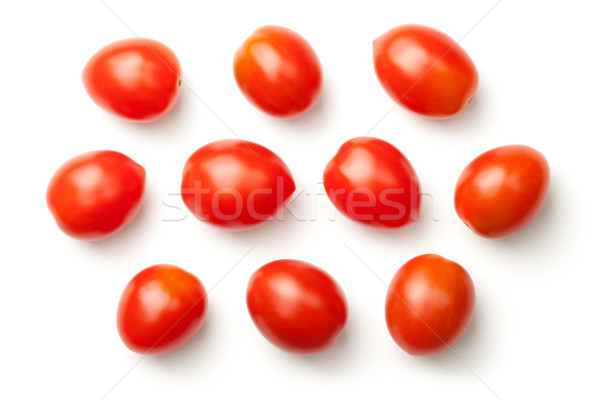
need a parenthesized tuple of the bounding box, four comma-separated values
(386, 254, 475, 356)
(234, 26, 322, 119)
(117, 265, 207, 355)
(455, 145, 550, 239)
(373, 25, 478, 118)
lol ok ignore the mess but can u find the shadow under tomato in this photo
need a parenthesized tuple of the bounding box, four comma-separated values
(288, 326, 354, 370)
(102, 85, 191, 138)
(418, 305, 493, 374)
(404, 84, 489, 136)
(86, 195, 152, 254)
(496, 183, 557, 252)
(150, 306, 216, 370)
(197, 208, 305, 249)
(334, 212, 432, 249)
(264, 84, 334, 138)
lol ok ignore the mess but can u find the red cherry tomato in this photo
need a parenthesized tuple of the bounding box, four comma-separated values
(46, 150, 145, 241)
(373, 24, 478, 118)
(454, 145, 550, 239)
(117, 265, 207, 355)
(323, 137, 421, 230)
(181, 139, 295, 230)
(385, 254, 475, 356)
(82, 38, 181, 122)
(233, 25, 322, 119)
(246, 259, 347, 354)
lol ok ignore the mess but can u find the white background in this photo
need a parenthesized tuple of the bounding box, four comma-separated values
(1, 0, 598, 399)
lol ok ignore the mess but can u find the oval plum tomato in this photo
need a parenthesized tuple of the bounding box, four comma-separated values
(373, 25, 478, 118)
(117, 265, 207, 355)
(233, 25, 322, 119)
(46, 150, 145, 241)
(82, 38, 181, 122)
(385, 254, 475, 356)
(181, 139, 295, 230)
(454, 145, 550, 239)
(246, 259, 347, 354)
(323, 137, 421, 230)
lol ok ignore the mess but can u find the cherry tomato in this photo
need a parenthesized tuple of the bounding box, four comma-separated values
(323, 137, 421, 230)
(46, 150, 145, 241)
(181, 139, 295, 230)
(454, 145, 550, 239)
(117, 265, 207, 355)
(233, 25, 322, 119)
(373, 24, 478, 118)
(246, 259, 347, 354)
(385, 254, 475, 356)
(82, 38, 181, 122)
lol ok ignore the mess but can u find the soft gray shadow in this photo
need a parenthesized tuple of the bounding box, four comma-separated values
(422, 307, 491, 373)
(151, 308, 215, 370)
(428, 90, 484, 127)
(103, 87, 191, 136)
(496, 184, 558, 251)
(266, 85, 333, 137)
(200, 208, 304, 246)
(337, 214, 430, 244)
(86, 195, 152, 253)
(250, 302, 356, 371)
(404, 85, 489, 135)
(294, 325, 354, 370)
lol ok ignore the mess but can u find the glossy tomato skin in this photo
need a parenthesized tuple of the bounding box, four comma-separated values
(82, 38, 181, 122)
(181, 139, 295, 230)
(234, 25, 322, 119)
(117, 265, 207, 355)
(46, 150, 145, 241)
(386, 254, 475, 356)
(246, 260, 347, 355)
(455, 145, 550, 239)
(373, 25, 478, 118)
(323, 137, 421, 230)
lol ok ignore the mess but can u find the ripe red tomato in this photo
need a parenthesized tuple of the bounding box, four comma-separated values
(373, 25, 478, 118)
(82, 38, 181, 122)
(46, 150, 145, 241)
(323, 137, 421, 230)
(181, 139, 295, 230)
(117, 265, 207, 355)
(454, 145, 550, 239)
(233, 25, 322, 119)
(246, 259, 347, 354)
(385, 254, 475, 356)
